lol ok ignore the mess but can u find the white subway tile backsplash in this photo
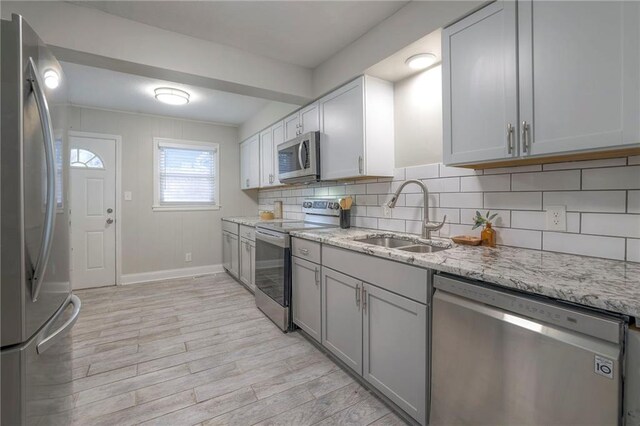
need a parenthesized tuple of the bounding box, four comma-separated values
(627, 239, 640, 263)
(495, 228, 542, 250)
(582, 165, 640, 190)
(628, 191, 640, 214)
(511, 170, 581, 191)
(439, 164, 482, 177)
(405, 163, 438, 180)
(581, 213, 640, 238)
(543, 232, 626, 260)
(484, 192, 542, 210)
(378, 218, 405, 232)
(460, 174, 511, 192)
(542, 157, 627, 171)
(259, 158, 638, 261)
(483, 164, 542, 175)
(542, 191, 626, 213)
(440, 193, 483, 208)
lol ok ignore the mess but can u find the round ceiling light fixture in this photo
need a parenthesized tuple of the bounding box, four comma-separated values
(43, 69, 60, 89)
(405, 53, 437, 70)
(154, 87, 190, 105)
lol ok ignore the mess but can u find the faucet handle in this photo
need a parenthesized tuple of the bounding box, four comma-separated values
(425, 215, 447, 232)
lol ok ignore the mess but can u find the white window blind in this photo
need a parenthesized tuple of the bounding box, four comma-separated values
(155, 140, 219, 208)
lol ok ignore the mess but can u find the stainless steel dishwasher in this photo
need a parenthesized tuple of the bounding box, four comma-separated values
(430, 274, 625, 426)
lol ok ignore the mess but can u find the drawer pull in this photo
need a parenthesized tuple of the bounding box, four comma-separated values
(298, 248, 309, 255)
(314, 267, 320, 285)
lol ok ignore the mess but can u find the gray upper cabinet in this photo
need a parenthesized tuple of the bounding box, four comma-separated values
(443, 0, 640, 166)
(322, 267, 363, 375)
(300, 102, 320, 134)
(442, 1, 518, 165)
(519, 0, 640, 157)
(363, 283, 427, 425)
(292, 256, 321, 342)
(240, 134, 260, 189)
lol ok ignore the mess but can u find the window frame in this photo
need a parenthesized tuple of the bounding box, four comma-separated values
(152, 137, 220, 212)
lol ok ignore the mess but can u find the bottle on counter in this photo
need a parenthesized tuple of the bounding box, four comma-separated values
(481, 222, 496, 247)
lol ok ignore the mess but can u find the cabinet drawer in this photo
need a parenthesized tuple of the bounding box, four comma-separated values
(222, 220, 239, 235)
(292, 238, 321, 264)
(239, 225, 255, 241)
(322, 245, 428, 304)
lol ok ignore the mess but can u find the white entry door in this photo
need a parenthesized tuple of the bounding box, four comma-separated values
(70, 135, 117, 289)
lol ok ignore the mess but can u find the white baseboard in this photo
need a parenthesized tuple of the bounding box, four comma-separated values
(120, 264, 224, 285)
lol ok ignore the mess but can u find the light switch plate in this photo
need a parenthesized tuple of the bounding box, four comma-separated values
(124, 191, 132, 201)
(185, 253, 192, 262)
(546, 205, 567, 232)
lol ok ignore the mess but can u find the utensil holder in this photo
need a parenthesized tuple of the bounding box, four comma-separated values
(340, 209, 351, 229)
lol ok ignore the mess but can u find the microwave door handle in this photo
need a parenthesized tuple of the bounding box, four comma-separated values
(27, 58, 57, 302)
(297, 141, 305, 170)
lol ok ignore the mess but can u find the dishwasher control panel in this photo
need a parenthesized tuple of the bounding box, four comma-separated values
(434, 274, 622, 344)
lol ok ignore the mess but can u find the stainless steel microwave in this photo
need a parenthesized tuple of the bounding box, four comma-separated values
(277, 131, 320, 184)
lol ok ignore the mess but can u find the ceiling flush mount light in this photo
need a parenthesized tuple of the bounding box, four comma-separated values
(43, 69, 60, 89)
(154, 87, 190, 105)
(405, 53, 437, 70)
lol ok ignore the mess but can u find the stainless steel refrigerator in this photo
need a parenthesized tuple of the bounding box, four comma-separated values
(1, 14, 81, 425)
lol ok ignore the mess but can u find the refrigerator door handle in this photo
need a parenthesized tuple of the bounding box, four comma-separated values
(27, 57, 57, 302)
(36, 295, 81, 354)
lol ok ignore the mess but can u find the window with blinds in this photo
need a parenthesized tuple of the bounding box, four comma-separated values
(153, 138, 220, 210)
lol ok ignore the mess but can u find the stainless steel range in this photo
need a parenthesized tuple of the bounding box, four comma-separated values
(254, 198, 340, 331)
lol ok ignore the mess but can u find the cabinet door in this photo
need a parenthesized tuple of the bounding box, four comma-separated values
(229, 233, 239, 278)
(363, 284, 427, 425)
(239, 238, 255, 292)
(300, 102, 319, 133)
(259, 128, 274, 187)
(240, 141, 250, 190)
(284, 112, 300, 141)
(241, 134, 260, 189)
(222, 231, 232, 272)
(271, 121, 284, 186)
(322, 268, 362, 374)
(442, 1, 519, 165)
(519, 1, 640, 156)
(292, 257, 321, 342)
(319, 79, 365, 180)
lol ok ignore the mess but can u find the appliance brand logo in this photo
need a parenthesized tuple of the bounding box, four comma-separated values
(594, 355, 614, 379)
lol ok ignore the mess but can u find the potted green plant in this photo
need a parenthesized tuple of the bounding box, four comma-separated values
(472, 211, 498, 247)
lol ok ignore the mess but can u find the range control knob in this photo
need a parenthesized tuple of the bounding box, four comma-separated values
(303, 202, 312, 208)
(333, 204, 340, 210)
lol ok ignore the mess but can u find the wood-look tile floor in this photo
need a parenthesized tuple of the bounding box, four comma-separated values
(63, 273, 407, 425)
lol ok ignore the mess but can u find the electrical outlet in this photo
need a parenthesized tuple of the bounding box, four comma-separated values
(124, 191, 132, 201)
(185, 253, 192, 262)
(545, 206, 567, 231)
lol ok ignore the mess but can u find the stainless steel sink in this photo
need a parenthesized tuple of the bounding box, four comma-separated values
(355, 237, 415, 248)
(399, 244, 448, 254)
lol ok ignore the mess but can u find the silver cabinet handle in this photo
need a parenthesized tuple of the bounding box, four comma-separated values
(106, 218, 114, 225)
(37, 295, 81, 354)
(358, 156, 363, 175)
(362, 285, 367, 313)
(27, 58, 57, 303)
(355, 283, 360, 307)
(314, 267, 320, 286)
(521, 121, 530, 153)
(298, 141, 305, 170)
(507, 123, 514, 154)
(298, 248, 309, 256)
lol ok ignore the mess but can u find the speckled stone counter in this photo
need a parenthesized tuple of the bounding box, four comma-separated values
(221, 217, 297, 227)
(289, 227, 640, 319)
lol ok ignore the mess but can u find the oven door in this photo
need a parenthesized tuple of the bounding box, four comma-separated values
(255, 229, 290, 308)
(277, 132, 319, 183)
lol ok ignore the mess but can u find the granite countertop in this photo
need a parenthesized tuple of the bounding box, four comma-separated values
(222, 217, 298, 227)
(289, 227, 640, 319)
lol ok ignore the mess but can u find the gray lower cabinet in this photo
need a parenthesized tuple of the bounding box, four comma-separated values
(239, 237, 255, 292)
(363, 283, 427, 425)
(321, 267, 363, 375)
(222, 231, 239, 278)
(292, 256, 321, 342)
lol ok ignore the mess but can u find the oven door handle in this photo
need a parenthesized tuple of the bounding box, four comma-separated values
(255, 229, 288, 248)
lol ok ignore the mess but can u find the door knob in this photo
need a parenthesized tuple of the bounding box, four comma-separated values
(107, 208, 113, 213)
(106, 218, 114, 224)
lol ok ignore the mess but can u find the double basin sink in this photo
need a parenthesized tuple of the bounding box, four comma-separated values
(355, 236, 449, 254)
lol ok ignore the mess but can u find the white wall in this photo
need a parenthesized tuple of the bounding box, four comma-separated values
(238, 101, 300, 141)
(312, 1, 483, 96)
(66, 106, 258, 276)
(394, 65, 443, 168)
